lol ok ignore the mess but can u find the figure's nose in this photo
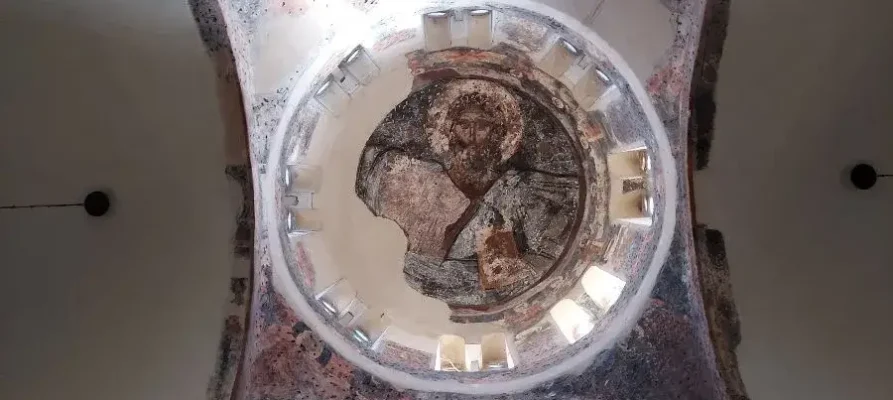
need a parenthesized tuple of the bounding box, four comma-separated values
(474, 121, 494, 143)
(454, 123, 475, 146)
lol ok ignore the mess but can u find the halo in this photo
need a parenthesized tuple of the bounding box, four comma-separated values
(425, 79, 524, 163)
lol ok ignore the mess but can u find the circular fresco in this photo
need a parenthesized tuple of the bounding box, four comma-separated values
(356, 78, 585, 307)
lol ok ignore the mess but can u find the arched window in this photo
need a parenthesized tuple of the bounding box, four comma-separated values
(549, 299, 595, 344)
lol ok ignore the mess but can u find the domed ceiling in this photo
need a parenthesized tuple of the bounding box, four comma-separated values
(268, 4, 673, 390)
(188, 0, 744, 399)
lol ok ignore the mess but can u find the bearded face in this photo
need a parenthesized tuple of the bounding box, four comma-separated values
(448, 102, 498, 149)
(432, 82, 523, 198)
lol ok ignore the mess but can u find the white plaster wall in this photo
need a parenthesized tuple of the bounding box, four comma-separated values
(0, 1, 233, 399)
(695, 1, 893, 399)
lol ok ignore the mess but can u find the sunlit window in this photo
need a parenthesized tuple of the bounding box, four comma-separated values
(464, 343, 482, 372)
(316, 279, 356, 318)
(581, 267, 626, 311)
(481, 333, 508, 370)
(435, 335, 466, 371)
(607, 147, 654, 226)
(549, 299, 595, 344)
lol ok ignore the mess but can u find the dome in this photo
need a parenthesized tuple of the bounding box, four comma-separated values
(259, 1, 676, 394)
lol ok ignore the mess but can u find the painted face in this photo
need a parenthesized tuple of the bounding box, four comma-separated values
(448, 103, 496, 149)
(427, 79, 524, 167)
(437, 89, 521, 197)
